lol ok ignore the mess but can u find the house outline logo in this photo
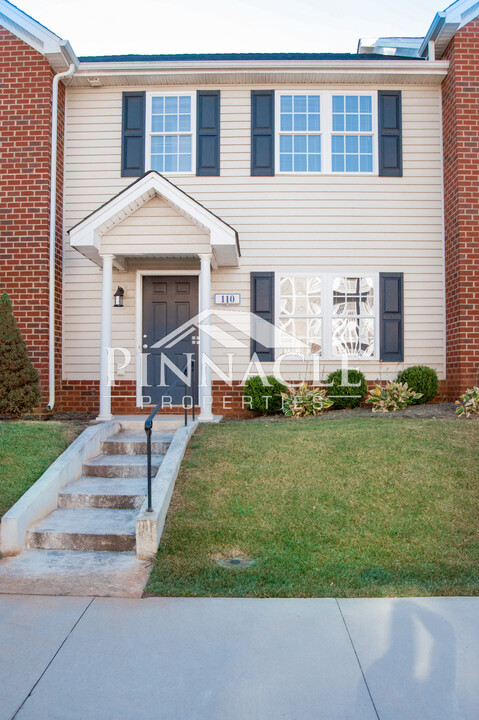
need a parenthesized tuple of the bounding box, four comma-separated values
(149, 308, 311, 354)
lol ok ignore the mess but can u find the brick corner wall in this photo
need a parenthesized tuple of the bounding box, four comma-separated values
(0, 26, 64, 410)
(442, 18, 479, 399)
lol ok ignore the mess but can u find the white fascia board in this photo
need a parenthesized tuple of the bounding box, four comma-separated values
(443, 0, 479, 27)
(0, 0, 60, 42)
(419, 13, 448, 57)
(44, 39, 79, 73)
(419, 0, 479, 58)
(71, 60, 449, 87)
(0, 1, 78, 70)
(213, 244, 239, 267)
(69, 173, 239, 267)
(76, 58, 448, 74)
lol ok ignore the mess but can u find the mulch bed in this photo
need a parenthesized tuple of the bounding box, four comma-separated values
(227, 402, 471, 423)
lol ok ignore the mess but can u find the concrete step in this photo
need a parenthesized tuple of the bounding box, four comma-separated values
(27, 508, 137, 552)
(82, 453, 164, 478)
(115, 416, 184, 432)
(58, 476, 146, 510)
(102, 431, 173, 456)
(0, 549, 150, 598)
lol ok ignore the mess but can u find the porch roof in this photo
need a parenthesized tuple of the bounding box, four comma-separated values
(68, 171, 240, 268)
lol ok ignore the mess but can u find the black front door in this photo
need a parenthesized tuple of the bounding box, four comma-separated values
(142, 276, 198, 405)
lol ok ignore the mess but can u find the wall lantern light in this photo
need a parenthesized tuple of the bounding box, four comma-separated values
(114, 286, 124, 308)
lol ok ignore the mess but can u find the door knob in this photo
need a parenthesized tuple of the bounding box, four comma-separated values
(143, 344, 148, 349)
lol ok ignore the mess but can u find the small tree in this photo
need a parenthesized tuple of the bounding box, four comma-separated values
(0, 291, 41, 417)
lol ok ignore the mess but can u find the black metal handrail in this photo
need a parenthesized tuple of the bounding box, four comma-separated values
(144, 357, 196, 513)
(184, 357, 196, 425)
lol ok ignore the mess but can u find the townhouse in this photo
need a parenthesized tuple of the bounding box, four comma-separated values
(0, 0, 477, 418)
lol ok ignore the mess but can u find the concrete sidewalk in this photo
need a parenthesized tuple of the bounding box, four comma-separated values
(1, 596, 478, 720)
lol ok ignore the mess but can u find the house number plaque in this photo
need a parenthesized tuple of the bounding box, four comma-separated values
(214, 293, 241, 305)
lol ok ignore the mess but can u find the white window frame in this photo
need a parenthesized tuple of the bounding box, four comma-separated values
(275, 90, 378, 176)
(276, 92, 323, 175)
(276, 272, 380, 361)
(277, 274, 324, 357)
(145, 91, 196, 175)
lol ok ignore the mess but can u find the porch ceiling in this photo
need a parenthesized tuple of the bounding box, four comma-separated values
(68, 171, 240, 268)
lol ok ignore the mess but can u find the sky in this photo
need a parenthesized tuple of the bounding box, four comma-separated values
(16, 0, 445, 56)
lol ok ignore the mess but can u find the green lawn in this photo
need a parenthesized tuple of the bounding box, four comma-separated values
(0, 421, 85, 518)
(146, 416, 479, 598)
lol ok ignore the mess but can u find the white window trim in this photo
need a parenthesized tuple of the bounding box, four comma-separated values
(145, 91, 197, 176)
(277, 273, 323, 358)
(276, 91, 323, 175)
(276, 272, 380, 361)
(275, 90, 378, 176)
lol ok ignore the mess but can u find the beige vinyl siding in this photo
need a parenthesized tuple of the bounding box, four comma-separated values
(63, 84, 445, 385)
(101, 196, 210, 256)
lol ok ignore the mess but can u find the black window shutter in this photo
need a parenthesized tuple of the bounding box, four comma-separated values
(196, 91, 220, 176)
(380, 272, 404, 361)
(250, 272, 275, 360)
(251, 90, 274, 176)
(378, 91, 402, 177)
(121, 92, 145, 177)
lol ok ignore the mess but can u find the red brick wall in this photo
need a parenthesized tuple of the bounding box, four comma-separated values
(0, 26, 64, 409)
(443, 19, 479, 398)
(59, 379, 252, 416)
(56, 377, 447, 418)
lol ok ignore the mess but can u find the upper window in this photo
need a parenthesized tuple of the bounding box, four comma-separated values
(276, 92, 376, 175)
(279, 95, 321, 173)
(147, 93, 196, 174)
(332, 96, 373, 173)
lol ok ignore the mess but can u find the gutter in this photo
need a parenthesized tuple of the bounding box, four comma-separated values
(76, 58, 438, 73)
(47, 62, 76, 411)
(72, 59, 449, 89)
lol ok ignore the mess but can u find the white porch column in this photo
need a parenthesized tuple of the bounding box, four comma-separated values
(97, 253, 114, 421)
(199, 253, 214, 421)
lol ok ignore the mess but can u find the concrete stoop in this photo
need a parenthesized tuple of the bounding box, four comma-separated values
(0, 427, 176, 597)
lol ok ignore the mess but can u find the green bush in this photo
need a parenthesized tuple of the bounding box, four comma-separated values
(396, 365, 438, 405)
(243, 375, 287, 415)
(0, 291, 41, 417)
(326, 368, 368, 409)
